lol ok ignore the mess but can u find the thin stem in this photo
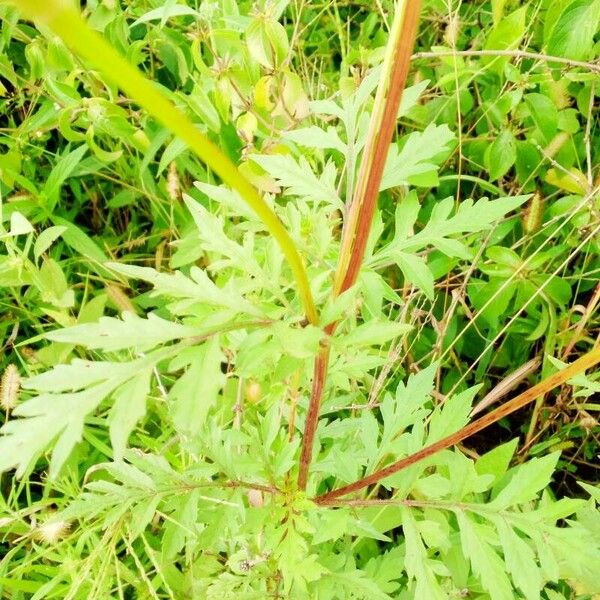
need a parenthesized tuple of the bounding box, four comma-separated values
(12, 0, 318, 325)
(297, 341, 331, 490)
(411, 49, 600, 73)
(315, 348, 600, 504)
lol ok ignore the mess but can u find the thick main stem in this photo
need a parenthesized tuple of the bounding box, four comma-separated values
(297, 0, 423, 490)
(334, 0, 423, 296)
(315, 348, 600, 504)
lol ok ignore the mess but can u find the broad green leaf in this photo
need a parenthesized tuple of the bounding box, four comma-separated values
(490, 452, 560, 509)
(130, 4, 199, 27)
(492, 0, 509, 24)
(401, 507, 446, 600)
(42, 145, 88, 212)
(4, 212, 34, 237)
(34, 226, 67, 260)
(579, 481, 600, 502)
(340, 319, 412, 347)
(0, 380, 119, 477)
(395, 251, 434, 299)
(250, 154, 342, 209)
(325, 570, 392, 600)
(493, 515, 542, 600)
(546, 0, 600, 60)
(283, 126, 347, 153)
(398, 79, 430, 117)
(427, 386, 479, 443)
(24, 359, 132, 393)
(374, 196, 529, 266)
(50, 215, 108, 263)
(524, 94, 558, 144)
(379, 363, 437, 450)
(483, 6, 527, 74)
(457, 512, 514, 600)
(486, 129, 516, 180)
(381, 124, 455, 190)
(170, 337, 225, 437)
(107, 262, 261, 316)
(475, 438, 518, 484)
(246, 19, 289, 69)
(183, 196, 265, 277)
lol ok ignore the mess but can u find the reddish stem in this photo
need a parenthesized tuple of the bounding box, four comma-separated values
(297, 325, 334, 490)
(315, 349, 600, 504)
(297, 0, 423, 491)
(335, 0, 423, 295)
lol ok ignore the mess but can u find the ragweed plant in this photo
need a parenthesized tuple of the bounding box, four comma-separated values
(0, 0, 599, 598)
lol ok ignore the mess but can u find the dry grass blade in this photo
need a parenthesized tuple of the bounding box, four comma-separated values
(470, 357, 541, 417)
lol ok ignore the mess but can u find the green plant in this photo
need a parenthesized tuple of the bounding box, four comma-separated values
(1, 0, 600, 598)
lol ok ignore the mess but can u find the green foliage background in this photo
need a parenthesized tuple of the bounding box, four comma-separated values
(0, 0, 599, 598)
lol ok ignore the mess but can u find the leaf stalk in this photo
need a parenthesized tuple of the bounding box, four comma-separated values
(12, 0, 318, 325)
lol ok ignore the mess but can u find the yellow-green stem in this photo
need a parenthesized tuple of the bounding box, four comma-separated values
(12, 0, 318, 325)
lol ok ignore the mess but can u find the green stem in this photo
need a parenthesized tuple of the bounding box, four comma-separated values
(12, 0, 318, 325)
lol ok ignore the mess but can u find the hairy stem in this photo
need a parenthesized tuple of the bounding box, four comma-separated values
(315, 348, 600, 504)
(11, 0, 318, 325)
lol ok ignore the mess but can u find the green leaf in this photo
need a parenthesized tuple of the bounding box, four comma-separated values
(457, 512, 514, 600)
(483, 6, 527, 74)
(375, 195, 529, 266)
(109, 370, 152, 461)
(42, 145, 88, 212)
(45, 313, 199, 351)
(395, 251, 434, 299)
(50, 215, 108, 263)
(107, 262, 261, 316)
(130, 4, 199, 27)
(546, 0, 600, 60)
(381, 124, 455, 190)
(398, 79, 430, 117)
(34, 226, 67, 260)
(490, 452, 560, 509)
(325, 570, 393, 600)
(250, 154, 342, 209)
(5, 212, 34, 237)
(0, 380, 119, 477)
(170, 337, 225, 437)
(401, 507, 446, 600)
(494, 515, 542, 600)
(340, 319, 412, 347)
(283, 126, 347, 153)
(486, 129, 516, 180)
(475, 438, 518, 485)
(428, 386, 479, 443)
(246, 19, 289, 69)
(24, 359, 132, 393)
(524, 94, 558, 144)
